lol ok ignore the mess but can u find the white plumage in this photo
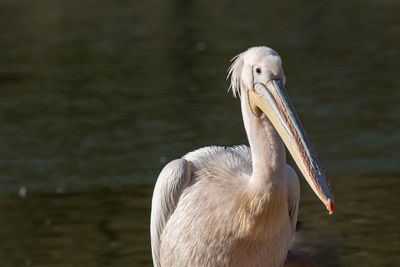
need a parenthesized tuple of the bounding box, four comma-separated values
(150, 46, 334, 267)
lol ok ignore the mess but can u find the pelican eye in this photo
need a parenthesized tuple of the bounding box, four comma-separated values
(256, 67, 262, 74)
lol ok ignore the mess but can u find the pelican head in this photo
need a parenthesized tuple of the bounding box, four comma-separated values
(229, 46, 334, 214)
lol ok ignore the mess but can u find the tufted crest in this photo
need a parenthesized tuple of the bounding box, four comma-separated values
(227, 52, 245, 98)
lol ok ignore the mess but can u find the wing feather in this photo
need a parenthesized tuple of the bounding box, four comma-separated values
(286, 165, 300, 235)
(150, 159, 192, 267)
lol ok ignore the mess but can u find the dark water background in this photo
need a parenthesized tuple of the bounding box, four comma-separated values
(1, 0, 399, 266)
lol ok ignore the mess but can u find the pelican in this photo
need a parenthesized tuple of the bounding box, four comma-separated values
(150, 46, 334, 267)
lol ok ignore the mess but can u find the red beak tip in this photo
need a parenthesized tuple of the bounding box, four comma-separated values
(328, 199, 334, 214)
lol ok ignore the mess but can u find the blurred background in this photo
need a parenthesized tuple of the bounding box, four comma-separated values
(0, 0, 399, 266)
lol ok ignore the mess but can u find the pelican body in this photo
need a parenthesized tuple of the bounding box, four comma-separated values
(150, 47, 334, 267)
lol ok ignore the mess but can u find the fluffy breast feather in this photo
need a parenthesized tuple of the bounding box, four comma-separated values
(159, 145, 291, 267)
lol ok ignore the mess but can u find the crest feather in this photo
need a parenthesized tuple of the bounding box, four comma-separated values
(227, 52, 244, 98)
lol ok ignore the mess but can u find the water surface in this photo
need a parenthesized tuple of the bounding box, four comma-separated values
(0, 0, 399, 266)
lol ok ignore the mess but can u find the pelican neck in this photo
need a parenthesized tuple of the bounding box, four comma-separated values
(240, 90, 287, 186)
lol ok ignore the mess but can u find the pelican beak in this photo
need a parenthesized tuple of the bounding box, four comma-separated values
(248, 71, 334, 214)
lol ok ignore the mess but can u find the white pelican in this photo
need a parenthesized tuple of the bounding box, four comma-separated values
(150, 46, 334, 267)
